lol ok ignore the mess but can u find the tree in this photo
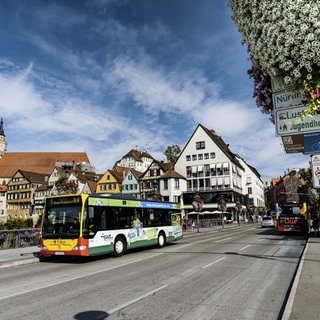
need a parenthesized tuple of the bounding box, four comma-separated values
(55, 174, 78, 194)
(164, 145, 181, 163)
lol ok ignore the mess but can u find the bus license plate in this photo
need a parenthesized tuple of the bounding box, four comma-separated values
(54, 252, 65, 255)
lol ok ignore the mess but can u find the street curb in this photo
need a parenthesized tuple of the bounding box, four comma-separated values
(280, 238, 308, 320)
(0, 256, 39, 269)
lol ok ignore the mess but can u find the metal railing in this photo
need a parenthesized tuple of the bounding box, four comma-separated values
(0, 228, 40, 250)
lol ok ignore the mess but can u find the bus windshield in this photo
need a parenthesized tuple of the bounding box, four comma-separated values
(280, 204, 301, 216)
(42, 202, 81, 238)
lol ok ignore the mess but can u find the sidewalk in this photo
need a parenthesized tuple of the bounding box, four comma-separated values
(282, 236, 320, 320)
(0, 245, 40, 268)
(0, 229, 319, 319)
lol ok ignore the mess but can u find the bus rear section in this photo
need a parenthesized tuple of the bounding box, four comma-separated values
(276, 202, 308, 234)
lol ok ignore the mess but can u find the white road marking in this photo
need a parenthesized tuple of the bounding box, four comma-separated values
(202, 257, 225, 269)
(215, 237, 232, 243)
(107, 285, 168, 315)
(239, 245, 251, 251)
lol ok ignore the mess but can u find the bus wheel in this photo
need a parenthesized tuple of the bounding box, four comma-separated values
(114, 237, 126, 257)
(157, 232, 166, 248)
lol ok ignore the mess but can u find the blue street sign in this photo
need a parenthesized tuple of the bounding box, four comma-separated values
(304, 133, 320, 154)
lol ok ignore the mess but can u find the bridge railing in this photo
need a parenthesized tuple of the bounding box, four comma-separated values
(0, 228, 40, 250)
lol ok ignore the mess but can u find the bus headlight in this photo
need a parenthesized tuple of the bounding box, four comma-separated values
(73, 245, 87, 251)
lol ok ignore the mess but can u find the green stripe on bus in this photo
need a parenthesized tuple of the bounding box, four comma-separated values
(89, 245, 114, 255)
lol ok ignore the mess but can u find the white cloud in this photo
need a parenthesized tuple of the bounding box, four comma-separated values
(106, 56, 220, 115)
(0, 68, 52, 117)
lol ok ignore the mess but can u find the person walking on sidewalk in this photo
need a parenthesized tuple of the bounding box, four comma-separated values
(312, 215, 319, 237)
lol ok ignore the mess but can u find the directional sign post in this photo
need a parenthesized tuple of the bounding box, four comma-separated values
(273, 89, 306, 110)
(282, 135, 304, 153)
(304, 133, 320, 154)
(275, 105, 320, 136)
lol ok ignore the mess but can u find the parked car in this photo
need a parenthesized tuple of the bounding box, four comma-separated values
(261, 216, 275, 228)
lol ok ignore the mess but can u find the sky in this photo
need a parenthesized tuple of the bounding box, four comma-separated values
(0, 0, 309, 182)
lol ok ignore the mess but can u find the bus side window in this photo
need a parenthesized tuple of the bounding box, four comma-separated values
(101, 211, 107, 230)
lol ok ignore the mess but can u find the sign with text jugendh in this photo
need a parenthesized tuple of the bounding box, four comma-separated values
(275, 105, 320, 136)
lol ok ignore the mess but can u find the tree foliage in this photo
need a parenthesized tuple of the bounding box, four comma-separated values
(164, 145, 181, 163)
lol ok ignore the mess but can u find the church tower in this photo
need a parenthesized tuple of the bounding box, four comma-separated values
(0, 118, 7, 158)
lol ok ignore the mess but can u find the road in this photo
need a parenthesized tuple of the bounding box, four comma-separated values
(0, 224, 306, 320)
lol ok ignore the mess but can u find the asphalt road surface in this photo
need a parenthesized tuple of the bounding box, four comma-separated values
(0, 224, 306, 320)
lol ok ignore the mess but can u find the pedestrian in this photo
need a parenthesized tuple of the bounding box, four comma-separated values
(192, 220, 195, 231)
(0, 232, 5, 248)
(182, 218, 187, 232)
(312, 215, 319, 237)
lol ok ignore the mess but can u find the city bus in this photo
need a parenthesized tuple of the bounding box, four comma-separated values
(39, 193, 182, 258)
(276, 202, 308, 234)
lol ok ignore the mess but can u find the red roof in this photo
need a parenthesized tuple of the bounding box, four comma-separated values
(0, 152, 90, 178)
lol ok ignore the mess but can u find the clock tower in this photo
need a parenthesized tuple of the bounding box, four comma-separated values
(0, 118, 7, 158)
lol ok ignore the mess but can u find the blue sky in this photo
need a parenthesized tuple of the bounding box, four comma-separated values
(0, 0, 308, 182)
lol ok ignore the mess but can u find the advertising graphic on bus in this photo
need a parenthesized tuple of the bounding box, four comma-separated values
(276, 202, 308, 234)
(40, 194, 182, 258)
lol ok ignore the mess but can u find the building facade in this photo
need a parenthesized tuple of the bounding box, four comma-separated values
(174, 124, 265, 217)
(121, 169, 142, 199)
(114, 149, 154, 173)
(6, 170, 47, 219)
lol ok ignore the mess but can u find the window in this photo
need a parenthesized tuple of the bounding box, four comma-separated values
(198, 154, 203, 160)
(204, 164, 210, 176)
(163, 179, 168, 190)
(173, 196, 180, 203)
(174, 179, 179, 189)
(192, 154, 197, 161)
(197, 165, 203, 177)
(216, 163, 222, 175)
(196, 141, 205, 150)
(223, 163, 230, 175)
(192, 179, 198, 188)
(186, 166, 192, 178)
(186, 155, 191, 161)
(210, 152, 215, 159)
(204, 153, 209, 159)
(248, 187, 252, 194)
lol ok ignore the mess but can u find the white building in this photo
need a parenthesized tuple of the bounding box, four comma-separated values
(174, 124, 265, 216)
(236, 156, 265, 209)
(115, 149, 154, 173)
(159, 169, 187, 204)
